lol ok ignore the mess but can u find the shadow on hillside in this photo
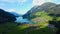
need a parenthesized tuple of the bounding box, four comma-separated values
(49, 20, 60, 34)
(48, 13, 60, 34)
(48, 14, 60, 17)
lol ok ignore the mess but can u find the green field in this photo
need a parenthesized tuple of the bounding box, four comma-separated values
(0, 22, 57, 34)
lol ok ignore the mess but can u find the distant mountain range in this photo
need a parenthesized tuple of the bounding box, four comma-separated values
(10, 12, 21, 17)
(23, 2, 60, 19)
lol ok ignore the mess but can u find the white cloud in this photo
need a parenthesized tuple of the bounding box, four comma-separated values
(5, 8, 27, 15)
(32, 0, 45, 6)
(57, 2, 60, 4)
(18, 9, 28, 14)
(46, 0, 52, 2)
(6, 9, 16, 12)
(9, 9, 16, 12)
(32, 0, 57, 6)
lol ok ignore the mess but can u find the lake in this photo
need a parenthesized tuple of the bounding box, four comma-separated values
(15, 17, 30, 24)
(15, 17, 35, 24)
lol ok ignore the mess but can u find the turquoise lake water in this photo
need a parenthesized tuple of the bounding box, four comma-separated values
(15, 17, 35, 24)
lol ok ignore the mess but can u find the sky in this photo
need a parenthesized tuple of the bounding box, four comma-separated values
(0, 0, 60, 15)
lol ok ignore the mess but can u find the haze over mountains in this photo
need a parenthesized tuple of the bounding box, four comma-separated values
(10, 12, 21, 17)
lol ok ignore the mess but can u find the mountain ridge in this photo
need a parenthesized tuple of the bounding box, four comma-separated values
(0, 9, 16, 23)
(23, 2, 57, 19)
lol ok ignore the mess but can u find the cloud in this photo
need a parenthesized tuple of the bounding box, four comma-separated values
(32, 0, 45, 6)
(5, 8, 26, 14)
(18, 9, 28, 14)
(57, 2, 60, 4)
(5, 9, 16, 12)
(32, 0, 57, 6)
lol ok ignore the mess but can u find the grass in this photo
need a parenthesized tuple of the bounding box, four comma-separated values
(29, 27, 56, 34)
(57, 17, 60, 21)
(0, 22, 57, 34)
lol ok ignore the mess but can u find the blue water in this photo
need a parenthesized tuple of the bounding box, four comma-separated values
(15, 17, 36, 24)
(15, 17, 30, 24)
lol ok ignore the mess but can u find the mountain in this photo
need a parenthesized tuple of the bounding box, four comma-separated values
(48, 4, 60, 14)
(0, 9, 16, 24)
(23, 2, 56, 19)
(10, 12, 21, 17)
